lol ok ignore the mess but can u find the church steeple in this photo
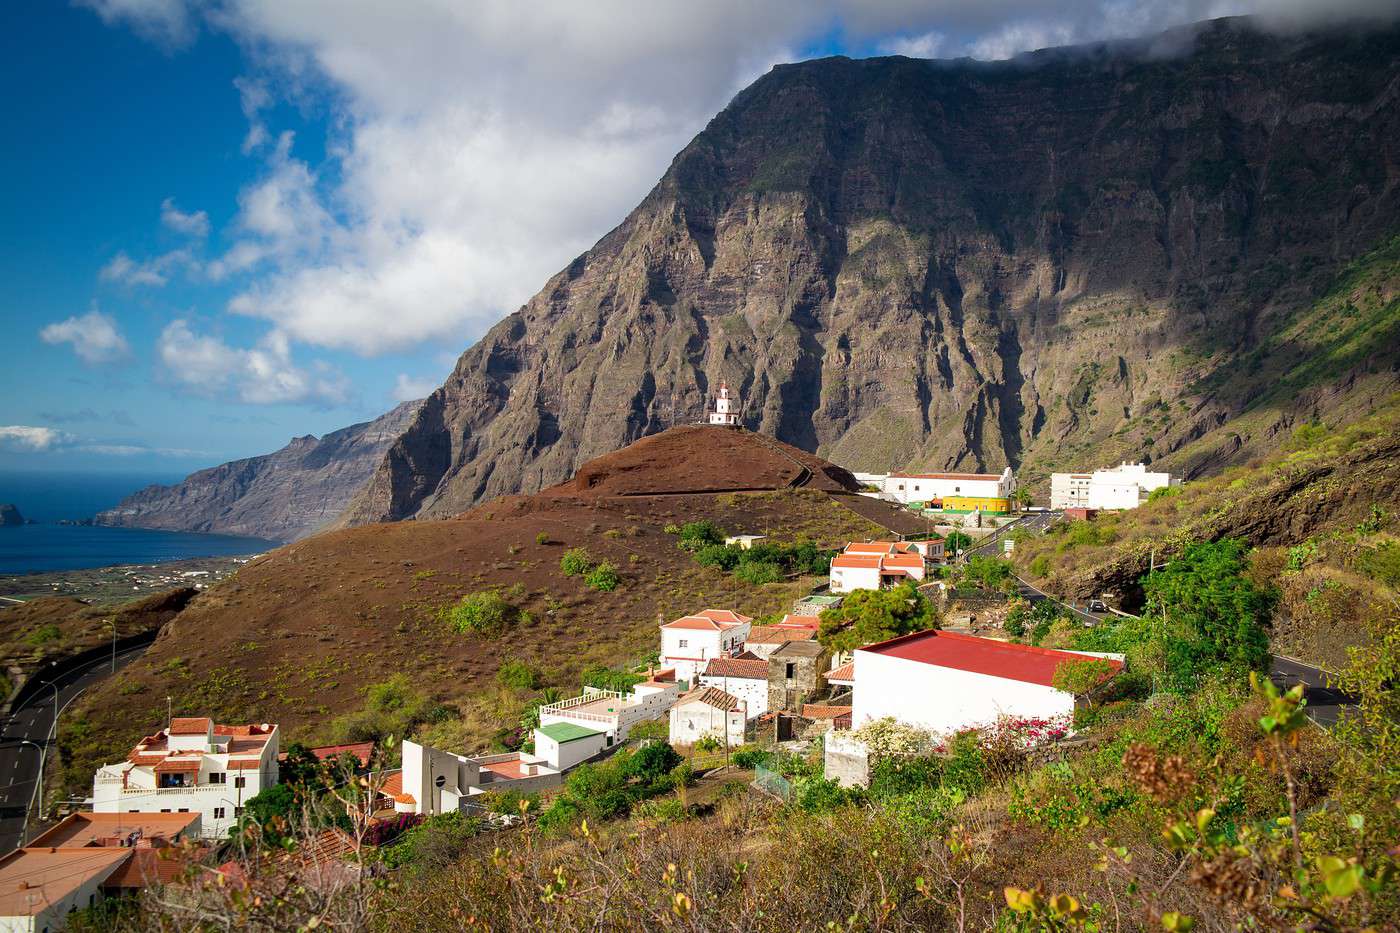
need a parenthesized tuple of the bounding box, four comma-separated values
(707, 380, 740, 427)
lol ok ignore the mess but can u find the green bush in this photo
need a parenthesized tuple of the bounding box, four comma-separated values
(695, 543, 742, 570)
(1147, 485, 1181, 503)
(496, 660, 540, 690)
(733, 561, 783, 585)
(964, 556, 1014, 591)
(560, 548, 593, 576)
(442, 590, 524, 634)
(819, 582, 938, 653)
(1050, 658, 1118, 696)
(580, 666, 643, 693)
(676, 520, 725, 552)
(325, 673, 446, 745)
(535, 531, 551, 546)
(1029, 554, 1051, 577)
(1356, 541, 1400, 587)
(730, 745, 768, 770)
(378, 812, 479, 871)
(24, 623, 62, 647)
(944, 531, 973, 555)
(584, 561, 620, 591)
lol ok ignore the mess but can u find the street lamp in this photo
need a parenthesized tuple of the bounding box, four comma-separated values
(18, 739, 45, 842)
(105, 620, 117, 673)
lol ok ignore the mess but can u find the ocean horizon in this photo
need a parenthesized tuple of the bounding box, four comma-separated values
(0, 470, 278, 574)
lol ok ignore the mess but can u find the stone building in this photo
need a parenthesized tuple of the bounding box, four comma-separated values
(766, 641, 827, 713)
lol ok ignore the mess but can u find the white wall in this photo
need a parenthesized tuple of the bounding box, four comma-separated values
(668, 699, 745, 746)
(829, 566, 880, 593)
(534, 730, 608, 771)
(851, 650, 1074, 737)
(661, 626, 748, 683)
(882, 468, 1013, 504)
(697, 674, 768, 718)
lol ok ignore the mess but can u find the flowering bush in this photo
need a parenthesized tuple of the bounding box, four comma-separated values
(852, 717, 933, 761)
(364, 812, 424, 847)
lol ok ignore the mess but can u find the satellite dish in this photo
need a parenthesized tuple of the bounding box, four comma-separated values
(434, 774, 446, 788)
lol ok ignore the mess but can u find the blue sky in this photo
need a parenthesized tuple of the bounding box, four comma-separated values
(2, 0, 1324, 480)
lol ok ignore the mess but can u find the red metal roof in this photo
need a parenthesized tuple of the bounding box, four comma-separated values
(889, 471, 1003, 481)
(167, 718, 212, 735)
(857, 629, 1122, 688)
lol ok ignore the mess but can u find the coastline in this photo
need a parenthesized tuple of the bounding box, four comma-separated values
(0, 552, 271, 605)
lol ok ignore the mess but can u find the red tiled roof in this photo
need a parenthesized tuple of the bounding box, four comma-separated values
(27, 812, 200, 849)
(168, 718, 212, 735)
(378, 770, 416, 806)
(831, 554, 883, 569)
(102, 848, 192, 888)
(857, 629, 1122, 688)
(663, 608, 752, 631)
(824, 661, 855, 683)
(777, 614, 820, 630)
(889, 471, 1003, 481)
(702, 657, 769, 680)
(844, 541, 899, 554)
(882, 553, 925, 569)
(153, 758, 200, 773)
(679, 686, 741, 712)
(227, 758, 263, 771)
(284, 742, 375, 768)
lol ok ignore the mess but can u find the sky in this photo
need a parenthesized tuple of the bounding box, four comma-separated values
(1, 0, 1391, 477)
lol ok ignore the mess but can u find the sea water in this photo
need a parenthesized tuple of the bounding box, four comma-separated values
(0, 471, 278, 574)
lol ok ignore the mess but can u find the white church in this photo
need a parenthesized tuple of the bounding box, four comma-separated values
(708, 380, 741, 426)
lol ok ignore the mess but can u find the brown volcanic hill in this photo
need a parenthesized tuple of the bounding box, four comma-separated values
(563, 425, 858, 498)
(344, 18, 1400, 527)
(58, 430, 899, 795)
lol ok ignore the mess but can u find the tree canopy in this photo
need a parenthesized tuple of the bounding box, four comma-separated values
(818, 582, 938, 653)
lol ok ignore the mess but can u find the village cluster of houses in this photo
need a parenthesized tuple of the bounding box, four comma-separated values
(1048, 461, 1177, 512)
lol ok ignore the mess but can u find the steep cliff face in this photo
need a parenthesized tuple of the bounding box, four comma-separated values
(96, 400, 422, 542)
(345, 18, 1400, 525)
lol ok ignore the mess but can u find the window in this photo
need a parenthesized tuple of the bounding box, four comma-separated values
(678, 639, 687, 648)
(207, 771, 226, 784)
(234, 776, 246, 788)
(214, 807, 226, 819)
(128, 809, 139, 813)
(178, 808, 189, 813)
(160, 808, 171, 813)
(785, 662, 796, 679)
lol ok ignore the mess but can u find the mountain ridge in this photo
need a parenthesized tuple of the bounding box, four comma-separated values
(94, 400, 423, 542)
(342, 17, 1400, 527)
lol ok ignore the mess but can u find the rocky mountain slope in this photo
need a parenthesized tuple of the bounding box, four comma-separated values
(96, 400, 422, 542)
(344, 17, 1400, 526)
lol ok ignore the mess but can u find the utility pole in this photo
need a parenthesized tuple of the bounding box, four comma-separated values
(107, 620, 117, 673)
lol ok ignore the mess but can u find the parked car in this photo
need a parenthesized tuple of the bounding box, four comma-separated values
(1086, 598, 1108, 613)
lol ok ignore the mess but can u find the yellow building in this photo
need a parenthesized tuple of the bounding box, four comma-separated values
(941, 495, 1011, 514)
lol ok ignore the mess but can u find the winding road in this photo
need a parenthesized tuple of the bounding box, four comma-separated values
(0, 643, 149, 853)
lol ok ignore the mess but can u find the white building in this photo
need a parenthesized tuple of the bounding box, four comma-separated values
(537, 674, 681, 743)
(829, 542, 927, 593)
(389, 740, 566, 816)
(724, 534, 766, 549)
(533, 722, 609, 771)
(1050, 462, 1177, 510)
(881, 467, 1015, 505)
(847, 630, 1122, 737)
(698, 657, 770, 718)
(92, 717, 279, 839)
(659, 609, 752, 683)
(708, 381, 741, 426)
(668, 687, 747, 747)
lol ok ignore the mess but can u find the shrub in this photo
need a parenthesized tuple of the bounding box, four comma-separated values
(560, 548, 593, 576)
(695, 543, 742, 570)
(585, 561, 620, 591)
(1051, 658, 1118, 696)
(944, 531, 973, 554)
(733, 561, 783, 585)
(1356, 541, 1400, 587)
(442, 590, 522, 634)
(24, 623, 62, 647)
(730, 745, 768, 770)
(535, 532, 551, 546)
(676, 520, 725, 551)
(1147, 485, 1181, 503)
(580, 666, 643, 693)
(693, 734, 722, 753)
(496, 660, 540, 690)
(1028, 554, 1051, 577)
(964, 556, 1014, 591)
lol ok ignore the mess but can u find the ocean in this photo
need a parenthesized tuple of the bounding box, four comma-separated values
(0, 470, 278, 574)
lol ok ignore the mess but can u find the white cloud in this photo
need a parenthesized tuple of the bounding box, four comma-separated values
(39, 309, 131, 364)
(75, 0, 196, 47)
(156, 319, 351, 406)
(160, 197, 210, 237)
(0, 426, 75, 451)
(879, 30, 947, 58)
(390, 373, 437, 403)
(234, 76, 272, 154)
(99, 249, 193, 287)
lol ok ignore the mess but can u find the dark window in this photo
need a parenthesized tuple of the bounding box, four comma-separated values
(160, 808, 171, 813)
(208, 772, 226, 784)
(234, 776, 246, 788)
(178, 808, 189, 813)
(214, 807, 226, 819)
(785, 662, 796, 679)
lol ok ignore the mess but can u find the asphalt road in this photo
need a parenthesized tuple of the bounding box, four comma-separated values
(0, 643, 148, 853)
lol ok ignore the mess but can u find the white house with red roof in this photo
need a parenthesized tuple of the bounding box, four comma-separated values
(659, 609, 752, 683)
(698, 656, 770, 718)
(829, 542, 929, 593)
(668, 687, 747, 746)
(92, 717, 280, 839)
(846, 630, 1122, 736)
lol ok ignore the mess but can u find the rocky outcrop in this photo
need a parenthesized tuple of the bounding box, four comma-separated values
(96, 401, 423, 542)
(0, 505, 23, 527)
(345, 18, 1400, 525)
